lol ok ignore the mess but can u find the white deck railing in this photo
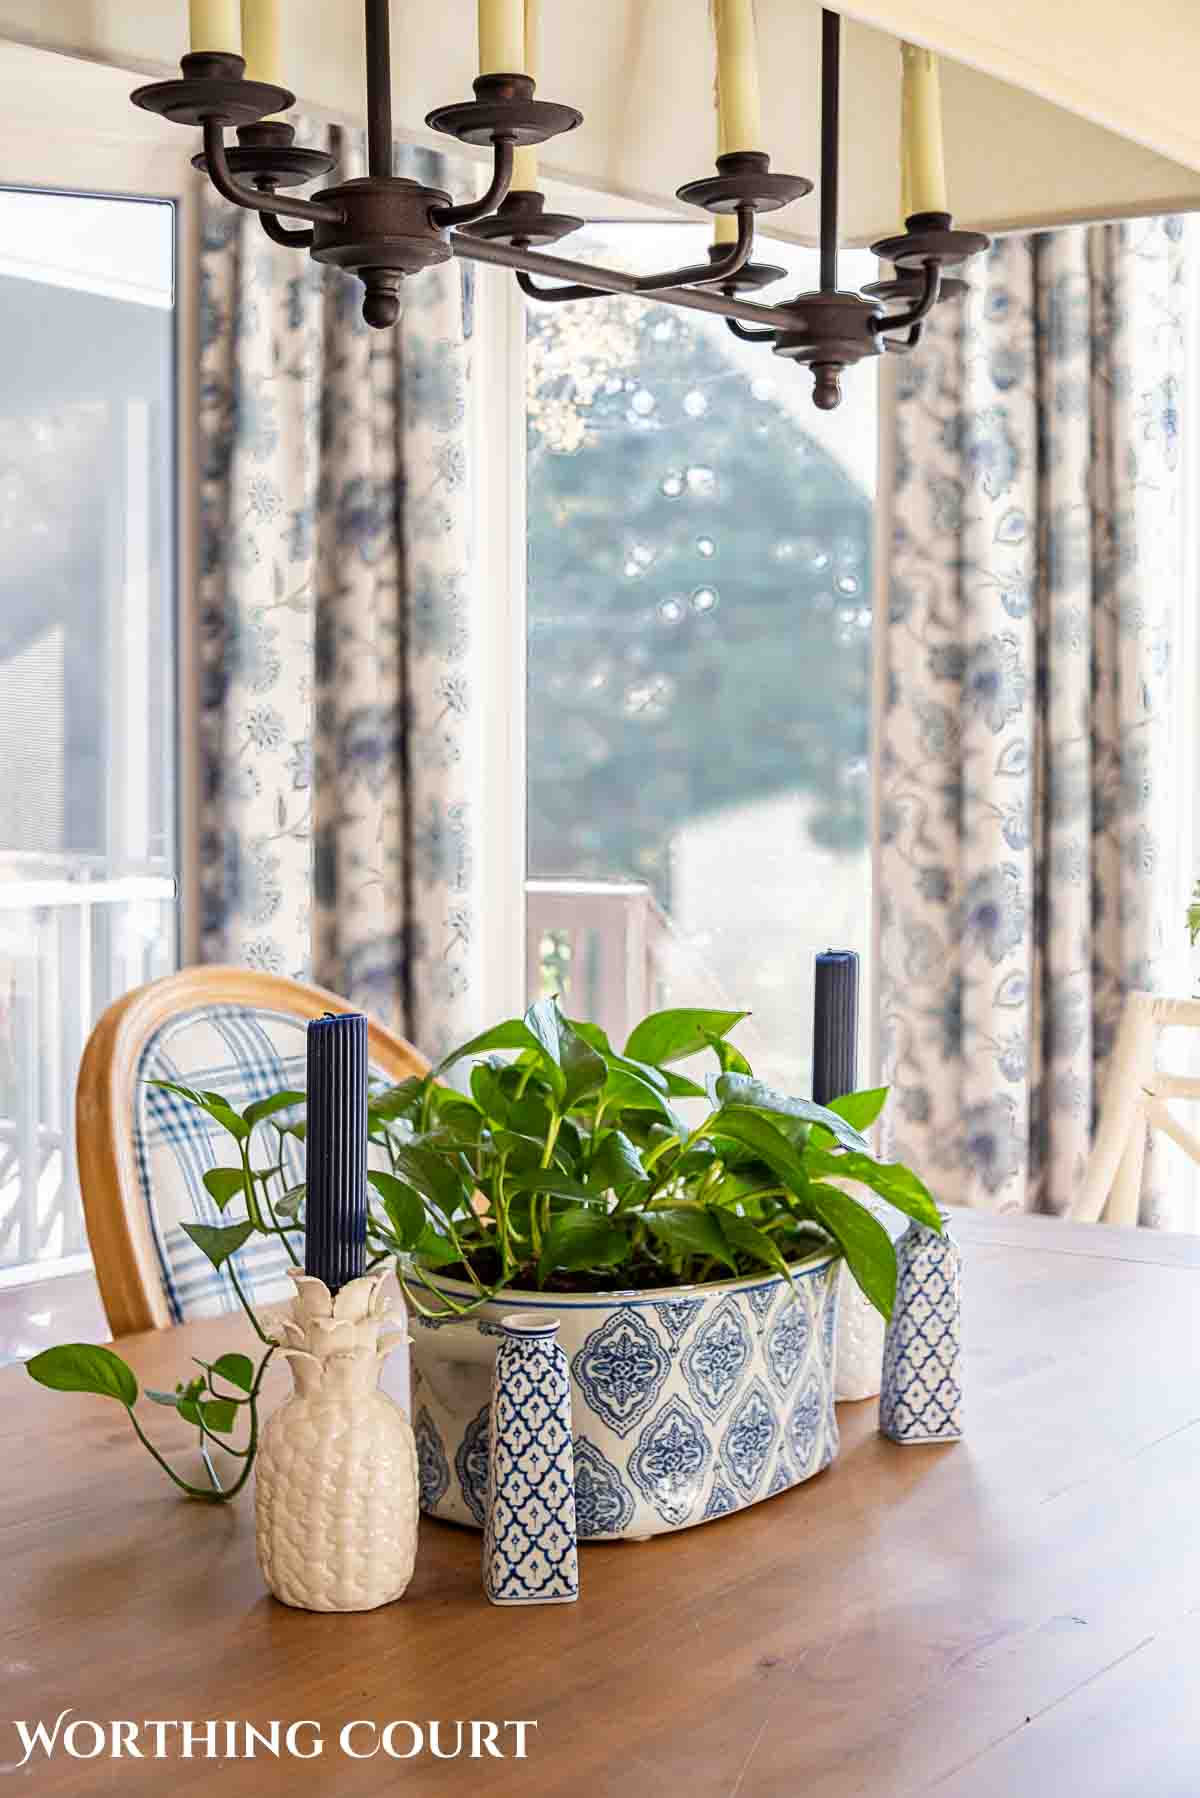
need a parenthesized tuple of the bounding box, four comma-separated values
(525, 876, 763, 1053)
(526, 879, 668, 1048)
(0, 871, 176, 1278)
(525, 876, 785, 1078)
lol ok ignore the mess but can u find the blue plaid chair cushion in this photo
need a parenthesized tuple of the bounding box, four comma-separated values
(132, 1004, 389, 1324)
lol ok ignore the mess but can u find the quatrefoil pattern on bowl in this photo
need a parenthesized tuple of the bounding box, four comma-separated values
(765, 1295, 810, 1393)
(455, 1402, 490, 1526)
(571, 1307, 671, 1438)
(628, 1394, 712, 1527)
(572, 1436, 635, 1538)
(414, 1405, 450, 1512)
(653, 1296, 705, 1350)
(721, 1376, 779, 1497)
(681, 1296, 753, 1420)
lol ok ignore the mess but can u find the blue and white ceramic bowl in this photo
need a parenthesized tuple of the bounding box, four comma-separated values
(409, 1247, 841, 1541)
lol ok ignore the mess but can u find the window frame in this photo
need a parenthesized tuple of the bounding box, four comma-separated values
(471, 259, 530, 1023)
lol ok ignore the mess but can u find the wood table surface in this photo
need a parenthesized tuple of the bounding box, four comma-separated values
(4, 1210, 1200, 1797)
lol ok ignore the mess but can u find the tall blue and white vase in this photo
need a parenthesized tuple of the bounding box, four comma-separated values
(879, 1210, 963, 1444)
(483, 1314, 579, 1606)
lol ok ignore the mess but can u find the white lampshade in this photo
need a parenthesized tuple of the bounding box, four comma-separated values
(19, 0, 1200, 239)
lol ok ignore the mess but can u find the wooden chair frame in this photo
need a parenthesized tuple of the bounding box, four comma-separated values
(1074, 991, 1200, 1226)
(76, 966, 428, 1337)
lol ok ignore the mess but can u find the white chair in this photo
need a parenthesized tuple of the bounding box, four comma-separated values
(1074, 992, 1200, 1225)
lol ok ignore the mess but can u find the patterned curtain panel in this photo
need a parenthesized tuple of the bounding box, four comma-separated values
(879, 219, 1187, 1221)
(197, 132, 479, 1059)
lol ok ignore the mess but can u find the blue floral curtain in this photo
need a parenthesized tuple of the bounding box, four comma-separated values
(196, 132, 479, 1058)
(879, 219, 1187, 1221)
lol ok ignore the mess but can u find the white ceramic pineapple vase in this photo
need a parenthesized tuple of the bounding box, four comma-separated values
(878, 1210, 963, 1444)
(255, 1269, 419, 1611)
(483, 1315, 579, 1606)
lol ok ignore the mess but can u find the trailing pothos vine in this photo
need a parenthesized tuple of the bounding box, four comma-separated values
(26, 1001, 941, 1500)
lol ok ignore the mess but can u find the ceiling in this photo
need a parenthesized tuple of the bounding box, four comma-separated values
(1, 4, 1199, 245)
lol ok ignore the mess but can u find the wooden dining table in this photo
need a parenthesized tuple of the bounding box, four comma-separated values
(4, 1209, 1200, 1796)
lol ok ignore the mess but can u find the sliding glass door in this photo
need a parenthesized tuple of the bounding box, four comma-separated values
(0, 187, 178, 1279)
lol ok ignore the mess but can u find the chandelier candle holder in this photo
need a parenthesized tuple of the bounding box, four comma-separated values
(132, 0, 990, 411)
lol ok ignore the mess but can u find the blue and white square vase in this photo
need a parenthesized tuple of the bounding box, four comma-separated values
(409, 1248, 840, 1542)
(483, 1315, 579, 1604)
(878, 1215, 963, 1444)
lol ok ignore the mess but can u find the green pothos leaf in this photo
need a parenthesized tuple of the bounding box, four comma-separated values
(180, 1218, 255, 1271)
(367, 1169, 427, 1249)
(25, 1344, 138, 1407)
(537, 1211, 628, 1284)
(645, 1208, 737, 1272)
(202, 1167, 247, 1211)
(209, 1352, 255, 1393)
(801, 1183, 897, 1319)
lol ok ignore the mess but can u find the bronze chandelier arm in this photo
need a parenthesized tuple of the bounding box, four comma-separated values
(259, 212, 315, 249)
(429, 138, 516, 229)
(869, 260, 941, 335)
(726, 318, 777, 343)
(496, 205, 757, 306)
(881, 319, 927, 352)
(202, 119, 344, 226)
(634, 206, 755, 292)
(516, 270, 607, 302)
(453, 228, 802, 330)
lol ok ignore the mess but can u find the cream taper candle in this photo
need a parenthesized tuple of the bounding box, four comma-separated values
(900, 43, 947, 216)
(242, 0, 282, 84)
(713, 0, 761, 154)
(190, 0, 240, 54)
(713, 64, 738, 245)
(479, 0, 524, 75)
(511, 0, 541, 192)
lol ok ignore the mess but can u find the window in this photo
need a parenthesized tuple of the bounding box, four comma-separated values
(0, 188, 177, 1278)
(525, 217, 877, 1090)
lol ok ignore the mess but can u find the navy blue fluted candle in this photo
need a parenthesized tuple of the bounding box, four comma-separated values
(813, 950, 859, 1106)
(304, 1012, 368, 1293)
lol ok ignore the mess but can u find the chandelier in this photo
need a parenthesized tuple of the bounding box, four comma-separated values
(133, 0, 989, 411)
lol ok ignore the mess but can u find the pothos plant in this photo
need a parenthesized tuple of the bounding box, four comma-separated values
(26, 1001, 940, 1501)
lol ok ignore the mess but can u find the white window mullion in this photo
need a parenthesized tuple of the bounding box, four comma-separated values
(1179, 221, 1200, 997)
(470, 260, 528, 1028)
(869, 350, 897, 1090)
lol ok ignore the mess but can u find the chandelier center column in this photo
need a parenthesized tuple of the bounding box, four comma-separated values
(366, 0, 393, 179)
(819, 8, 840, 295)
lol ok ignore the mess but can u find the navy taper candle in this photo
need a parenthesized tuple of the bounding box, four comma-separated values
(304, 1012, 368, 1294)
(813, 950, 859, 1106)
